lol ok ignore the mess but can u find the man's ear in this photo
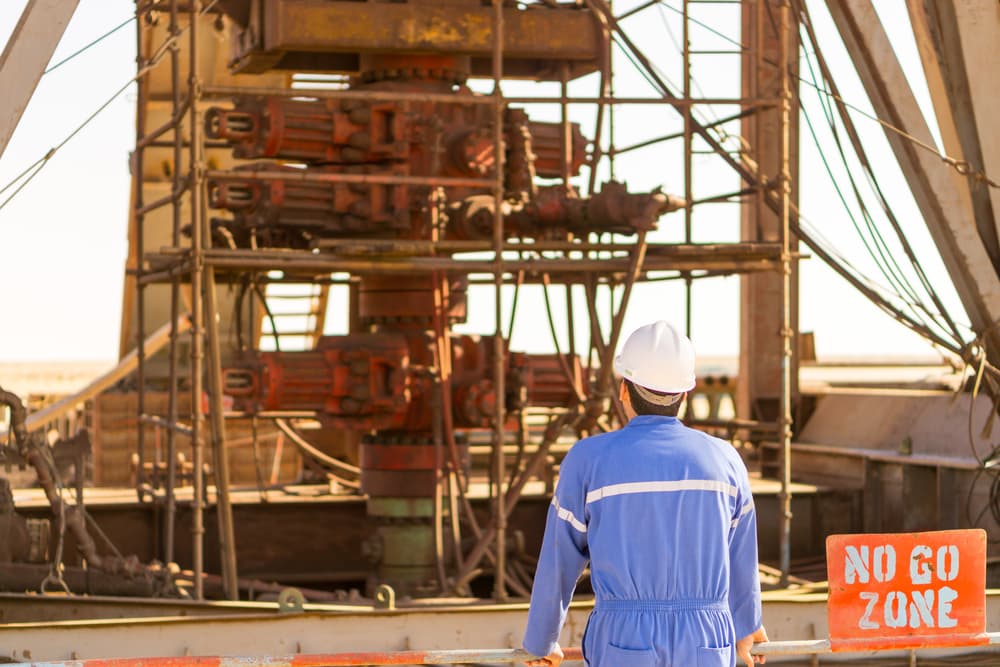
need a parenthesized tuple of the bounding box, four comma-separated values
(618, 380, 629, 404)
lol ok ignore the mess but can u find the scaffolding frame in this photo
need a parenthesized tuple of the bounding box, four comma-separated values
(127, 0, 797, 600)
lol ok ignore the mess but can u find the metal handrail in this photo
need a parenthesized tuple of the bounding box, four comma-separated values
(7, 635, 1000, 667)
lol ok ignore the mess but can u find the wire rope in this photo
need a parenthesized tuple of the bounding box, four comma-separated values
(649, 0, 999, 190)
(43, 15, 136, 75)
(0, 1, 219, 215)
(794, 0, 967, 345)
(798, 51, 954, 343)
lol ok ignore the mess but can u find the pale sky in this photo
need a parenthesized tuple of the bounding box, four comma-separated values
(0, 0, 965, 363)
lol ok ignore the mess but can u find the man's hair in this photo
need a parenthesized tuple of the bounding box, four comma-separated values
(624, 380, 685, 417)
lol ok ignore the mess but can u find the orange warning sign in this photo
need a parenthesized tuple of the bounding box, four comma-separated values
(826, 530, 988, 651)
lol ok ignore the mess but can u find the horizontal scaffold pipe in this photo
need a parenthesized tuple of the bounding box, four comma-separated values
(8, 636, 1000, 667)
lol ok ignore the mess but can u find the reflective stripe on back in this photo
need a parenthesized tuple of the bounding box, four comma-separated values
(585, 479, 738, 505)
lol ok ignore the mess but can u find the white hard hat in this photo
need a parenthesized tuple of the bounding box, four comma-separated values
(614, 321, 696, 394)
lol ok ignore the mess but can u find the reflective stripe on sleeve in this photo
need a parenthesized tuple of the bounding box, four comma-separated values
(731, 500, 754, 528)
(552, 495, 587, 533)
(585, 479, 739, 505)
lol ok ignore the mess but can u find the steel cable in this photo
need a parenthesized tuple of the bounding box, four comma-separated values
(611, 0, 969, 357)
(794, 0, 967, 345)
(798, 64, 957, 345)
(799, 101, 928, 319)
(43, 15, 136, 75)
(650, 0, 999, 191)
(0, 1, 219, 215)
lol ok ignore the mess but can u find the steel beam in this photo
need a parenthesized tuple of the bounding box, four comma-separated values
(226, 0, 600, 79)
(826, 0, 1000, 359)
(738, 0, 800, 425)
(139, 243, 786, 281)
(0, 0, 80, 159)
(906, 0, 1000, 290)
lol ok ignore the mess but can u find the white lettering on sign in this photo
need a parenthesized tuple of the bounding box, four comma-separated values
(852, 588, 960, 630)
(873, 545, 896, 582)
(908, 589, 935, 628)
(858, 592, 880, 630)
(884, 592, 907, 628)
(910, 545, 933, 585)
(845, 546, 870, 584)
(938, 586, 958, 628)
(848, 543, 963, 631)
(909, 545, 960, 585)
(938, 546, 959, 582)
(845, 545, 898, 584)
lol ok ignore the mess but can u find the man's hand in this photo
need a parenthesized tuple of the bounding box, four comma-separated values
(525, 645, 564, 667)
(736, 626, 768, 666)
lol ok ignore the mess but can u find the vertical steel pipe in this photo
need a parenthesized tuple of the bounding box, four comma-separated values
(250, 416, 267, 501)
(194, 0, 239, 595)
(560, 64, 580, 375)
(607, 0, 616, 183)
(560, 64, 572, 196)
(188, 0, 205, 601)
(203, 226, 239, 600)
(134, 3, 148, 503)
(682, 0, 693, 338)
(753, 0, 764, 274)
(584, 3, 612, 197)
(430, 195, 448, 593)
(595, 233, 648, 393)
(431, 381, 448, 592)
(777, 0, 794, 587)
(447, 470, 463, 571)
(164, 0, 182, 566)
(491, 0, 507, 603)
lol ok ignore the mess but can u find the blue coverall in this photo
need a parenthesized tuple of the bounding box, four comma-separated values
(522, 415, 762, 667)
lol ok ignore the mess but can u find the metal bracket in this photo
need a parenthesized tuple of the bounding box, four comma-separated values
(277, 587, 305, 614)
(374, 583, 396, 610)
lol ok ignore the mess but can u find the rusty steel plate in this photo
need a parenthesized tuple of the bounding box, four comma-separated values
(361, 469, 439, 497)
(361, 444, 441, 471)
(229, 0, 600, 79)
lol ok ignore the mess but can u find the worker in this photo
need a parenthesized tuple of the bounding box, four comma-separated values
(522, 320, 767, 667)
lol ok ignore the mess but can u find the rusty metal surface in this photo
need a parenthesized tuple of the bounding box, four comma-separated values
(204, 94, 666, 247)
(225, 0, 600, 79)
(738, 0, 800, 426)
(6, 481, 552, 594)
(221, 332, 579, 439)
(116, 0, 809, 602)
(0, 478, 44, 565)
(358, 275, 468, 324)
(0, 388, 180, 597)
(207, 164, 412, 247)
(4, 475, 841, 583)
(143, 243, 784, 280)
